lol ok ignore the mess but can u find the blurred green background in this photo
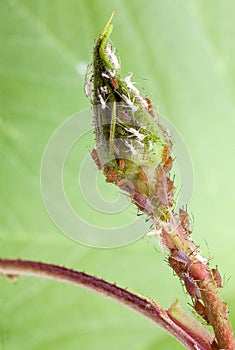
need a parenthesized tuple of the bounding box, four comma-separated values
(1, 0, 235, 349)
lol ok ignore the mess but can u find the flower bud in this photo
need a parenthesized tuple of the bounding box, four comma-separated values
(88, 12, 174, 218)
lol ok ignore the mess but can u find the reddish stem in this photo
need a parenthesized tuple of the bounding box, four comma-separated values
(0, 258, 211, 350)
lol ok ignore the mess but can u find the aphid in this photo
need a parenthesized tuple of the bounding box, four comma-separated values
(124, 127, 145, 141)
(168, 256, 184, 275)
(125, 140, 137, 156)
(85, 77, 93, 99)
(132, 191, 153, 214)
(111, 78, 119, 89)
(156, 160, 174, 206)
(163, 155, 173, 174)
(181, 273, 201, 299)
(145, 97, 152, 109)
(172, 248, 192, 266)
(212, 265, 223, 288)
(155, 166, 168, 206)
(168, 249, 192, 275)
(145, 97, 155, 117)
(84, 64, 93, 99)
(91, 149, 102, 170)
(160, 228, 176, 250)
(179, 208, 191, 235)
(166, 177, 174, 205)
(106, 68, 115, 78)
(194, 300, 209, 324)
(189, 261, 211, 281)
(105, 45, 120, 69)
(156, 182, 168, 206)
(98, 92, 108, 109)
(139, 172, 148, 181)
(147, 228, 166, 253)
(105, 170, 120, 184)
(5, 274, 18, 282)
(157, 232, 166, 253)
(103, 167, 109, 175)
(100, 85, 109, 94)
(163, 143, 172, 163)
(101, 72, 110, 79)
(121, 94, 138, 112)
(211, 338, 219, 350)
(119, 159, 125, 170)
(223, 301, 229, 316)
(124, 74, 139, 94)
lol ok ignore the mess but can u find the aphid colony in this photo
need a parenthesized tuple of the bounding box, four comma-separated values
(90, 26, 175, 220)
(89, 13, 225, 336)
(167, 244, 223, 324)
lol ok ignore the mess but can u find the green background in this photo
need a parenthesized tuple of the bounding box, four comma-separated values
(1, 0, 235, 349)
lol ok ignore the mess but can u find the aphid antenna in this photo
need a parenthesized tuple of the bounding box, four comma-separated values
(145, 215, 152, 223)
(167, 173, 175, 183)
(149, 222, 155, 230)
(136, 211, 144, 217)
(182, 204, 188, 211)
(84, 71, 94, 100)
(191, 308, 209, 325)
(84, 62, 93, 81)
(188, 244, 201, 257)
(202, 239, 213, 262)
(174, 183, 182, 205)
(190, 211, 195, 229)
(135, 206, 149, 219)
(165, 256, 171, 266)
(187, 300, 196, 309)
(223, 274, 231, 288)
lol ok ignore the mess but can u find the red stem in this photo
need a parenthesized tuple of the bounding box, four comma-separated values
(0, 258, 212, 350)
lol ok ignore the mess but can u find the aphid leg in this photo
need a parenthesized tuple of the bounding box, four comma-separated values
(179, 207, 191, 235)
(181, 273, 202, 300)
(194, 299, 210, 324)
(119, 159, 125, 170)
(111, 78, 119, 89)
(91, 149, 102, 170)
(212, 265, 223, 288)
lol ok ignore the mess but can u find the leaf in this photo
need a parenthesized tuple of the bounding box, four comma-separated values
(1, 1, 235, 350)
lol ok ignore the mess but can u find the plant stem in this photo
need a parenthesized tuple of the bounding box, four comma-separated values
(161, 218, 235, 350)
(90, 14, 235, 349)
(0, 258, 211, 350)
